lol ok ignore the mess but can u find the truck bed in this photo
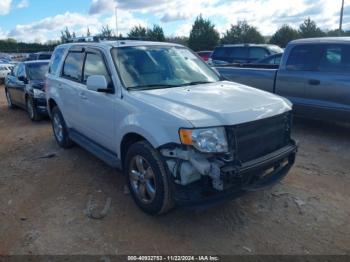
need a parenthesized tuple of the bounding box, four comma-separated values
(216, 66, 278, 93)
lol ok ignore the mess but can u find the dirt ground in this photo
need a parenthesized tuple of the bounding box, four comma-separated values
(0, 84, 349, 256)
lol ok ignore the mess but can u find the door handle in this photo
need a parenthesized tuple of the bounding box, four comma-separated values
(80, 92, 87, 100)
(58, 83, 63, 90)
(308, 79, 320, 86)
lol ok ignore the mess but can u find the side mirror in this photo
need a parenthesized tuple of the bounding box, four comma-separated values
(18, 75, 28, 84)
(86, 75, 113, 93)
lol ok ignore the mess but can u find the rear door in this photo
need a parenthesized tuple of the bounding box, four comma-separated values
(302, 44, 350, 122)
(59, 49, 85, 129)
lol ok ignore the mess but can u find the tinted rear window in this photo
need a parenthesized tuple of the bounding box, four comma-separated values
(212, 47, 249, 61)
(249, 47, 269, 60)
(62, 52, 84, 82)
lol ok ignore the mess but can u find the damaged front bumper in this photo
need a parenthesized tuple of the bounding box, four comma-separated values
(161, 142, 297, 207)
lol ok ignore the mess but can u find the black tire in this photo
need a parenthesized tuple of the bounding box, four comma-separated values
(125, 141, 174, 215)
(26, 97, 41, 121)
(5, 88, 15, 109)
(51, 106, 74, 148)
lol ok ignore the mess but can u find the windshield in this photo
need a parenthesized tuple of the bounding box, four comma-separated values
(27, 63, 49, 80)
(111, 46, 220, 90)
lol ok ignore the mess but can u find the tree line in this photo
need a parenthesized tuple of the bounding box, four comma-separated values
(1, 15, 349, 53)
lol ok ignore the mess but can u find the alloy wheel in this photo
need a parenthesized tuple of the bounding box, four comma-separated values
(53, 114, 64, 142)
(129, 155, 157, 204)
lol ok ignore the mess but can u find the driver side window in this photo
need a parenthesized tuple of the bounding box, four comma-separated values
(83, 52, 110, 84)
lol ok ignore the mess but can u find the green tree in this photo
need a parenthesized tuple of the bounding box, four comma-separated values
(221, 20, 265, 44)
(60, 27, 72, 43)
(147, 25, 165, 42)
(298, 18, 325, 38)
(269, 25, 299, 47)
(188, 15, 220, 51)
(166, 36, 189, 46)
(127, 25, 147, 39)
(99, 25, 113, 38)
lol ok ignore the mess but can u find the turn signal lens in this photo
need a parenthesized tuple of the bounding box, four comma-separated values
(179, 129, 193, 145)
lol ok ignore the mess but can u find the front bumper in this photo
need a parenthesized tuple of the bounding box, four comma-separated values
(34, 97, 48, 115)
(173, 142, 297, 207)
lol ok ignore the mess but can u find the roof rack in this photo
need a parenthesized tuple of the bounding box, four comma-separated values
(68, 36, 151, 43)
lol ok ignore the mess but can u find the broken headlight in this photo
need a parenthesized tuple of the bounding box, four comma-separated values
(179, 127, 228, 153)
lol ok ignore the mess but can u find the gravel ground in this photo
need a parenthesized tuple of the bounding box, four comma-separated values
(0, 84, 349, 255)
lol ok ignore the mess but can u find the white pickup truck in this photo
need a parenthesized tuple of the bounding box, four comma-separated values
(46, 40, 297, 215)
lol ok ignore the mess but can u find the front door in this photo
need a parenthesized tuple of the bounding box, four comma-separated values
(78, 49, 116, 151)
(302, 44, 350, 122)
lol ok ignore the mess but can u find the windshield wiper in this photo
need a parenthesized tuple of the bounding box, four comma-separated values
(127, 81, 215, 91)
(127, 84, 179, 90)
(178, 81, 215, 86)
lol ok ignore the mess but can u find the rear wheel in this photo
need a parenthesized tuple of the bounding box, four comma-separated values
(26, 97, 41, 121)
(125, 141, 174, 215)
(51, 106, 74, 148)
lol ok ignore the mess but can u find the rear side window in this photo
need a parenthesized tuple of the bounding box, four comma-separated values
(319, 44, 350, 73)
(38, 54, 52, 60)
(62, 52, 84, 82)
(212, 47, 248, 60)
(83, 52, 110, 83)
(286, 45, 319, 71)
(229, 47, 248, 59)
(249, 47, 269, 60)
(49, 48, 65, 75)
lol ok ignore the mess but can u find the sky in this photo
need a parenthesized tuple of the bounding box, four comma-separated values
(0, 0, 349, 43)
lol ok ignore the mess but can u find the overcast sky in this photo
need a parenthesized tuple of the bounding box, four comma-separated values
(0, 0, 349, 43)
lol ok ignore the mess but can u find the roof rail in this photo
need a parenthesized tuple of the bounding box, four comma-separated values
(68, 36, 151, 43)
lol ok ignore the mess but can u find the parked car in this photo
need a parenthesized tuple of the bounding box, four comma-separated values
(46, 41, 297, 215)
(0, 64, 13, 84)
(256, 53, 283, 65)
(197, 51, 212, 62)
(5, 60, 49, 121)
(216, 37, 350, 123)
(27, 52, 52, 61)
(209, 44, 283, 65)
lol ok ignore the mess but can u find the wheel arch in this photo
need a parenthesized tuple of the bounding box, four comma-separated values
(120, 132, 148, 168)
(48, 98, 58, 117)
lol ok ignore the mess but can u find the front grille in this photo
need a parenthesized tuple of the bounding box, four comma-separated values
(226, 112, 291, 163)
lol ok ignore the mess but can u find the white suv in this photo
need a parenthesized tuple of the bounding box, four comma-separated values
(46, 40, 297, 215)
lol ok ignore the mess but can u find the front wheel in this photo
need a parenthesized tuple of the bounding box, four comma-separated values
(26, 97, 41, 121)
(5, 89, 15, 109)
(125, 141, 174, 215)
(51, 106, 74, 148)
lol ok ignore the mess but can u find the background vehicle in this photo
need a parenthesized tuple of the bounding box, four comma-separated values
(27, 52, 52, 61)
(209, 44, 283, 65)
(197, 51, 212, 62)
(5, 60, 49, 121)
(216, 37, 350, 123)
(0, 64, 13, 84)
(255, 53, 283, 65)
(46, 40, 296, 215)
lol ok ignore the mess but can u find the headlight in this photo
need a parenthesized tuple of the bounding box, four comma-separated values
(33, 89, 46, 99)
(179, 127, 228, 153)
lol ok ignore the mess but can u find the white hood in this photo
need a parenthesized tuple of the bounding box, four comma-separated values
(131, 81, 292, 127)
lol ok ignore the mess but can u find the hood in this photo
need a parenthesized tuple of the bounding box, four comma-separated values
(130, 81, 292, 127)
(30, 80, 45, 90)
